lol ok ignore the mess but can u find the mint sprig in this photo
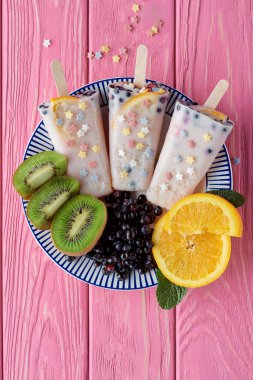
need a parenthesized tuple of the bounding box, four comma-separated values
(156, 269, 187, 310)
(207, 190, 245, 208)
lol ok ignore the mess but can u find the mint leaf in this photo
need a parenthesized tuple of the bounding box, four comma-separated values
(207, 190, 245, 208)
(156, 269, 187, 310)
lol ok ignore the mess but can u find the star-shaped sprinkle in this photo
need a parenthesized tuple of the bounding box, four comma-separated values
(188, 140, 196, 148)
(141, 169, 148, 177)
(154, 19, 164, 27)
(92, 144, 100, 153)
(76, 111, 84, 121)
(143, 99, 152, 108)
(56, 118, 63, 126)
(145, 147, 154, 157)
(101, 45, 110, 53)
(151, 26, 159, 34)
(77, 129, 85, 138)
(127, 140, 136, 148)
(119, 47, 128, 55)
(118, 149, 126, 157)
(140, 117, 149, 125)
(146, 29, 154, 38)
(203, 133, 212, 142)
(80, 168, 88, 177)
(129, 15, 140, 24)
(112, 55, 121, 63)
(78, 151, 87, 159)
(123, 128, 131, 136)
(174, 126, 180, 137)
(176, 172, 183, 181)
(130, 181, 137, 189)
(125, 24, 133, 32)
(89, 161, 97, 168)
(91, 174, 99, 182)
(79, 102, 88, 110)
(66, 139, 75, 147)
(95, 51, 103, 59)
(129, 159, 137, 168)
(132, 3, 140, 12)
(233, 157, 241, 165)
(180, 129, 188, 137)
(141, 127, 150, 135)
(65, 110, 73, 119)
(82, 124, 90, 133)
(138, 132, 145, 139)
(43, 39, 51, 48)
(187, 167, 195, 176)
(117, 115, 125, 123)
(164, 172, 173, 182)
(128, 111, 137, 119)
(160, 182, 168, 191)
(87, 52, 94, 59)
(136, 143, 144, 150)
(68, 124, 78, 134)
(80, 143, 89, 151)
(128, 119, 137, 127)
(120, 170, 129, 179)
(174, 154, 182, 163)
(186, 156, 195, 164)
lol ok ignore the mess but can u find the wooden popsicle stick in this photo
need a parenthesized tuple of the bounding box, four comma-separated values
(194, 80, 229, 193)
(50, 60, 69, 96)
(134, 44, 148, 88)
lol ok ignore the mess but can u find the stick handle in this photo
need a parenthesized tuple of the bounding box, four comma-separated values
(134, 45, 148, 88)
(50, 60, 69, 96)
(204, 79, 229, 108)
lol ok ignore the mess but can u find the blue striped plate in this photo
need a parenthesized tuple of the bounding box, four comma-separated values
(22, 77, 233, 290)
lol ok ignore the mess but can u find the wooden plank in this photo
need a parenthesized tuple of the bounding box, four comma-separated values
(2, 1, 89, 379)
(175, 1, 253, 378)
(88, 1, 176, 378)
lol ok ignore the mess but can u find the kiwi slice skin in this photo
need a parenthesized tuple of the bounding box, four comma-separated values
(51, 194, 107, 256)
(27, 176, 80, 230)
(13, 151, 68, 199)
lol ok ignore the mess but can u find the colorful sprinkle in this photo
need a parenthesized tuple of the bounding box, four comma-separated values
(68, 124, 78, 134)
(91, 174, 99, 182)
(203, 133, 212, 142)
(128, 111, 137, 119)
(146, 30, 154, 38)
(77, 129, 85, 138)
(82, 124, 90, 133)
(128, 119, 137, 127)
(136, 143, 144, 150)
(176, 172, 183, 181)
(95, 51, 103, 59)
(56, 118, 63, 126)
(120, 170, 129, 179)
(154, 19, 164, 28)
(112, 55, 121, 63)
(180, 129, 188, 138)
(76, 112, 85, 121)
(65, 110, 73, 119)
(140, 117, 149, 125)
(89, 161, 98, 168)
(188, 140, 196, 148)
(186, 156, 195, 164)
(43, 39, 51, 48)
(117, 115, 125, 123)
(119, 47, 128, 55)
(92, 144, 100, 153)
(78, 151, 87, 159)
(151, 26, 159, 34)
(160, 182, 168, 191)
(164, 172, 173, 182)
(79, 102, 88, 110)
(143, 99, 152, 108)
(137, 132, 145, 139)
(233, 157, 241, 165)
(129, 15, 139, 24)
(174, 126, 180, 137)
(123, 128, 131, 136)
(80, 168, 88, 177)
(66, 139, 76, 147)
(145, 147, 154, 157)
(127, 140, 136, 148)
(118, 149, 126, 157)
(141, 169, 148, 177)
(187, 167, 195, 176)
(80, 143, 89, 151)
(132, 3, 140, 12)
(125, 24, 133, 32)
(141, 127, 149, 135)
(129, 159, 137, 168)
(130, 181, 137, 189)
(87, 52, 94, 59)
(101, 45, 110, 53)
(174, 154, 182, 163)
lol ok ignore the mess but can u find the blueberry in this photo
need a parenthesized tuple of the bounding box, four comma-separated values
(112, 203, 120, 210)
(121, 223, 130, 231)
(154, 206, 162, 216)
(143, 202, 153, 213)
(104, 194, 114, 204)
(146, 241, 154, 249)
(108, 233, 116, 241)
(121, 253, 128, 260)
(116, 230, 123, 239)
(135, 239, 144, 248)
(115, 241, 123, 251)
(141, 225, 151, 235)
(157, 107, 162, 113)
(140, 215, 151, 224)
(123, 191, 131, 199)
(123, 244, 132, 252)
(113, 190, 122, 199)
(149, 215, 156, 223)
(130, 204, 138, 212)
(94, 246, 104, 254)
(137, 194, 147, 205)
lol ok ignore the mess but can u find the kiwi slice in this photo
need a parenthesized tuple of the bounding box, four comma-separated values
(27, 176, 80, 230)
(51, 194, 107, 256)
(13, 151, 68, 199)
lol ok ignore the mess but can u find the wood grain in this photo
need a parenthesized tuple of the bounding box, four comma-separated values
(2, 1, 89, 379)
(175, 1, 253, 378)
(88, 1, 176, 379)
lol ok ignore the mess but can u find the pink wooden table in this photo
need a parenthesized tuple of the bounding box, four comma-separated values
(2, 1, 253, 379)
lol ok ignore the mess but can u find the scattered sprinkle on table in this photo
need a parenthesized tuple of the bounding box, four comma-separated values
(125, 24, 133, 32)
(119, 47, 128, 55)
(113, 55, 121, 63)
(101, 45, 110, 53)
(87, 52, 94, 59)
(132, 3, 140, 13)
(95, 51, 103, 59)
(233, 157, 241, 165)
(43, 39, 51, 48)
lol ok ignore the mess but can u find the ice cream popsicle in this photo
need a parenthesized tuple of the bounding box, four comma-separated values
(146, 100, 234, 209)
(108, 82, 169, 191)
(38, 91, 112, 197)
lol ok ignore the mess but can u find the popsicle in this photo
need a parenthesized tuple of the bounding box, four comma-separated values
(108, 45, 169, 191)
(146, 80, 234, 209)
(38, 60, 112, 197)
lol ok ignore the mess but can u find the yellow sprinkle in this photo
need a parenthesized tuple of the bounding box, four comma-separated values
(123, 128, 131, 136)
(92, 144, 100, 153)
(65, 110, 73, 119)
(120, 170, 129, 179)
(138, 132, 145, 139)
(132, 3, 140, 13)
(136, 143, 144, 150)
(101, 45, 110, 53)
(151, 26, 159, 34)
(203, 133, 212, 142)
(112, 55, 121, 63)
(79, 102, 88, 110)
(158, 89, 165, 94)
(78, 151, 87, 159)
(186, 156, 195, 164)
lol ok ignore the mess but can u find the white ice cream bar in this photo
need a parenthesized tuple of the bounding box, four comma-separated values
(108, 82, 169, 191)
(38, 91, 112, 197)
(146, 100, 234, 209)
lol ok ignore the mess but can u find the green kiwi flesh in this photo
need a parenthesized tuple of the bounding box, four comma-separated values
(27, 176, 80, 230)
(13, 151, 68, 199)
(51, 194, 107, 256)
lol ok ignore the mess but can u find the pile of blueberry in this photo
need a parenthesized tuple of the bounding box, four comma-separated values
(87, 191, 163, 280)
